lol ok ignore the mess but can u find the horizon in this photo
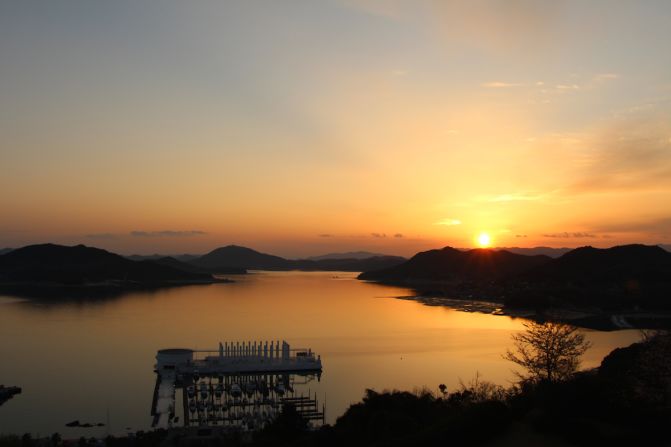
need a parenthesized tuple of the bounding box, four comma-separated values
(2, 1, 670, 258)
(2, 240, 670, 260)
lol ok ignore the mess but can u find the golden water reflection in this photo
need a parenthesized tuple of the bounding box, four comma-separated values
(0, 272, 640, 436)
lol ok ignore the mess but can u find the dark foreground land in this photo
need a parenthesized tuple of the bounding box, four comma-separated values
(2, 332, 669, 447)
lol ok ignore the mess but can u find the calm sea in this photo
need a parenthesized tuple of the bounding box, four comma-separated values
(0, 271, 640, 437)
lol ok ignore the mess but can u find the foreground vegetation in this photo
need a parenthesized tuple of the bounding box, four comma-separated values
(2, 330, 669, 447)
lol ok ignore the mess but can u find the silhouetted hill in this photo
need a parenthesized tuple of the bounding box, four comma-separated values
(297, 256, 406, 272)
(493, 246, 571, 258)
(506, 244, 671, 310)
(0, 244, 213, 285)
(358, 247, 550, 282)
(525, 244, 671, 283)
(0, 248, 12, 256)
(306, 251, 392, 261)
(127, 253, 200, 263)
(192, 245, 405, 272)
(193, 245, 288, 270)
(359, 244, 671, 312)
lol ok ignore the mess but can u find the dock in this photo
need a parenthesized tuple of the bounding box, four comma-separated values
(0, 385, 22, 406)
(151, 340, 324, 431)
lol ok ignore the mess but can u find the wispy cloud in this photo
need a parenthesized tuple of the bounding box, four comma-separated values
(482, 81, 523, 88)
(555, 84, 580, 90)
(371, 232, 387, 238)
(435, 218, 461, 226)
(318, 233, 334, 238)
(485, 192, 545, 202)
(130, 230, 207, 238)
(542, 232, 597, 238)
(393, 233, 404, 238)
(566, 108, 671, 194)
(593, 73, 619, 82)
(589, 217, 671, 236)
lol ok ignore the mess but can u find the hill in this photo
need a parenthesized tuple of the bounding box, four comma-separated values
(492, 246, 571, 258)
(358, 244, 671, 313)
(295, 255, 406, 272)
(358, 247, 550, 282)
(127, 253, 200, 263)
(192, 245, 406, 272)
(0, 244, 214, 285)
(526, 244, 671, 282)
(306, 251, 392, 261)
(193, 245, 288, 270)
(509, 244, 671, 309)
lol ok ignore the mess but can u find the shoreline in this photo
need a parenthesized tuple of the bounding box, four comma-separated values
(396, 293, 671, 331)
(0, 278, 232, 300)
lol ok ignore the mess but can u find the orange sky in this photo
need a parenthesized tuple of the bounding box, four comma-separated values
(1, 1, 670, 257)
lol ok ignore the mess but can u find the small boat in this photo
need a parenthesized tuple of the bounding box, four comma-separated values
(230, 383, 242, 398)
(187, 386, 195, 398)
(245, 382, 256, 396)
(199, 383, 208, 399)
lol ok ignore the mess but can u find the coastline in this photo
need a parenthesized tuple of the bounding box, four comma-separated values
(393, 292, 671, 331)
(0, 278, 232, 299)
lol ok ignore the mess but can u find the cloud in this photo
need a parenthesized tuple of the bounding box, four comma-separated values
(86, 233, 118, 240)
(393, 233, 404, 238)
(555, 84, 580, 90)
(428, 1, 566, 55)
(130, 230, 207, 238)
(589, 217, 671, 236)
(485, 192, 545, 202)
(593, 73, 619, 82)
(371, 232, 387, 238)
(566, 109, 671, 194)
(542, 232, 597, 238)
(516, 234, 528, 238)
(318, 233, 334, 238)
(435, 218, 461, 226)
(482, 81, 523, 88)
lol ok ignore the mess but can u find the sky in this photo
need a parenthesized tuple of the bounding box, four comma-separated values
(1, 0, 670, 258)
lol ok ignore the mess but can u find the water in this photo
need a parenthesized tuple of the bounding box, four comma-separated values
(0, 271, 640, 437)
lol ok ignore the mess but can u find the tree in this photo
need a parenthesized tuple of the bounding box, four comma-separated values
(504, 321, 592, 383)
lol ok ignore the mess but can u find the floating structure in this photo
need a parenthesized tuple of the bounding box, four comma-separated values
(0, 385, 21, 406)
(152, 340, 324, 432)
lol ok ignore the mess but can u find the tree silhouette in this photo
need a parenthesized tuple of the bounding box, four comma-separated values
(505, 321, 592, 383)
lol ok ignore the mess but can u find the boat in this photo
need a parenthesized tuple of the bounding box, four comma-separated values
(245, 382, 256, 396)
(230, 383, 242, 398)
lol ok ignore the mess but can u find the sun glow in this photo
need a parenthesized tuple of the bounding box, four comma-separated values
(477, 233, 491, 248)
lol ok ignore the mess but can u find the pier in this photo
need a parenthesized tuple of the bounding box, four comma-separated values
(152, 340, 324, 432)
(0, 385, 21, 406)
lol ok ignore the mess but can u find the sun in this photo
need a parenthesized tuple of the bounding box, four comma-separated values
(477, 232, 491, 248)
